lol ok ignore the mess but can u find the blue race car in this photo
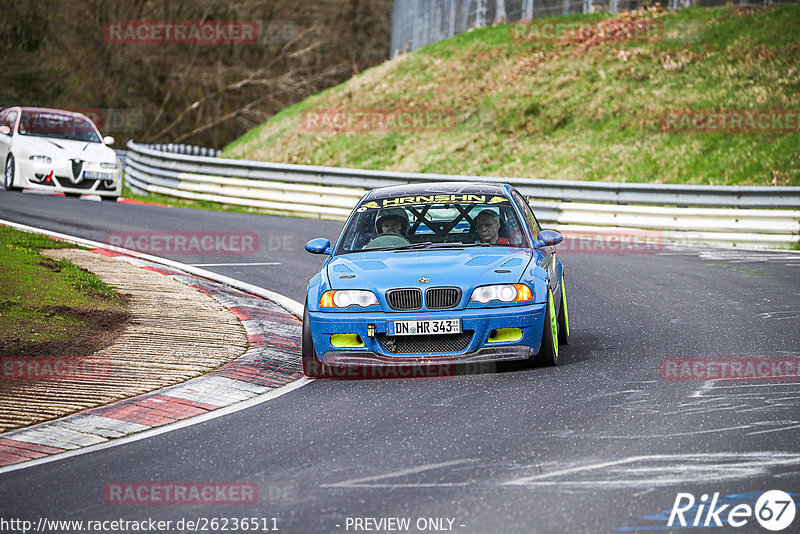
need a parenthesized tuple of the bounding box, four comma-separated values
(302, 182, 569, 378)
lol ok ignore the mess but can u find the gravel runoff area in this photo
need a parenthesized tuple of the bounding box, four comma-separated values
(0, 248, 248, 433)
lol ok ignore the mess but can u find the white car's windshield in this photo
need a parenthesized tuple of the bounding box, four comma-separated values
(18, 111, 101, 143)
(336, 193, 529, 254)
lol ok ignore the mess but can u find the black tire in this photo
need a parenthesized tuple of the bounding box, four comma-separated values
(101, 196, 119, 202)
(301, 303, 328, 378)
(64, 192, 82, 198)
(557, 273, 569, 346)
(533, 287, 559, 367)
(4, 155, 22, 192)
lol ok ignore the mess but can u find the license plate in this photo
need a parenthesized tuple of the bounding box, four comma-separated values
(83, 171, 113, 181)
(387, 318, 461, 336)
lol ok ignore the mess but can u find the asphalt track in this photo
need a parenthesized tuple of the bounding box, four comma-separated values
(1, 190, 799, 533)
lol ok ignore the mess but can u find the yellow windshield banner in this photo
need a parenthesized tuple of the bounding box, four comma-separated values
(361, 195, 508, 209)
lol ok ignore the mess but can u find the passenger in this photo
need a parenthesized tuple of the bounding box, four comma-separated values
(374, 207, 410, 236)
(474, 210, 508, 245)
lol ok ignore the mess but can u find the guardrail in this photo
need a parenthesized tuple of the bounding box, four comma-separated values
(124, 141, 800, 249)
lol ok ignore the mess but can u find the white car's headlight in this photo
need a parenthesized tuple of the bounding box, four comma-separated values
(29, 155, 52, 164)
(469, 284, 533, 304)
(100, 162, 118, 170)
(319, 290, 379, 308)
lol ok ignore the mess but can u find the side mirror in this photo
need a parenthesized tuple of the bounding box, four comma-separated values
(103, 136, 115, 146)
(0, 125, 10, 135)
(534, 229, 563, 249)
(305, 238, 332, 255)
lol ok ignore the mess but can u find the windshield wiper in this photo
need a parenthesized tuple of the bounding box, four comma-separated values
(428, 242, 488, 248)
(364, 241, 500, 253)
(388, 242, 434, 251)
(389, 241, 492, 251)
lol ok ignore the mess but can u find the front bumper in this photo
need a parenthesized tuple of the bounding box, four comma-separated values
(16, 158, 122, 196)
(308, 302, 547, 365)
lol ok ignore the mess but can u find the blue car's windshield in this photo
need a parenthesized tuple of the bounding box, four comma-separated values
(336, 194, 529, 254)
(18, 111, 101, 143)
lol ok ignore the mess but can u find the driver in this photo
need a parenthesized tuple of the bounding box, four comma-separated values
(474, 209, 508, 245)
(374, 207, 409, 236)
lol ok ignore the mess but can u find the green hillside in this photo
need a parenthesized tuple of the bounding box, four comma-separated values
(224, 6, 800, 186)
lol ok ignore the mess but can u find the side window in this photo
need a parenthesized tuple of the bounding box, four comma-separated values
(1, 111, 17, 134)
(512, 191, 541, 235)
(498, 205, 525, 247)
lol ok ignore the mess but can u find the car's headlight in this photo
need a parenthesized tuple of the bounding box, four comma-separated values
(29, 155, 52, 164)
(469, 284, 532, 304)
(319, 290, 379, 308)
(100, 162, 118, 170)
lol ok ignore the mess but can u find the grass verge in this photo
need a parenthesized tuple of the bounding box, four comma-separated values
(0, 225, 129, 357)
(224, 6, 800, 186)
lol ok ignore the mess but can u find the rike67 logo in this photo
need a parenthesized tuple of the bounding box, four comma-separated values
(669, 490, 796, 531)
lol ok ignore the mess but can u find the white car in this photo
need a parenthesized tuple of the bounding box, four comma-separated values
(0, 106, 122, 201)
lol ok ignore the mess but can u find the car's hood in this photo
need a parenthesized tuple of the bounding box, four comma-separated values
(326, 248, 533, 293)
(15, 136, 115, 163)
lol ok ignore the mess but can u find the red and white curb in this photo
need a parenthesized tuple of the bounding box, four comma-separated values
(0, 219, 309, 472)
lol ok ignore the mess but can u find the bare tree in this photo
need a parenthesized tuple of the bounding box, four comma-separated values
(462, 0, 473, 30)
(475, 0, 487, 27)
(522, 0, 534, 20)
(494, 0, 508, 23)
(447, 0, 456, 38)
(0, 0, 393, 147)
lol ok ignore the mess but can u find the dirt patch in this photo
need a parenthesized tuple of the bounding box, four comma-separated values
(37, 257, 61, 272)
(0, 306, 130, 358)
